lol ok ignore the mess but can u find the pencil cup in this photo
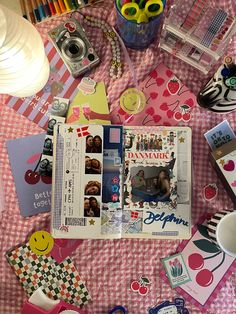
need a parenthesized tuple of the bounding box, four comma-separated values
(207, 210, 236, 257)
(115, 1, 165, 50)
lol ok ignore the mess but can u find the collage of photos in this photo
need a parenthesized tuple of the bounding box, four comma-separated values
(84, 134, 103, 218)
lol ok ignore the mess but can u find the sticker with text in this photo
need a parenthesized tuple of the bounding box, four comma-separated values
(149, 297, 189, 314)
(204, 120, 235, 151)
(162, 253, 191, 288)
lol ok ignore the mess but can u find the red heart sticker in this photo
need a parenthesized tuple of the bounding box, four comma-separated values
(223, 160, 235, 171)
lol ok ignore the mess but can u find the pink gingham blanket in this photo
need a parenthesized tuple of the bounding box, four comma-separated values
(0, 0, 236, 313)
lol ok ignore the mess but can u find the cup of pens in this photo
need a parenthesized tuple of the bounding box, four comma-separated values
(115, 0, 166, 50)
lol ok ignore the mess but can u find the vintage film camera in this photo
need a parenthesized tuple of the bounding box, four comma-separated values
(48, 19, 100, 77)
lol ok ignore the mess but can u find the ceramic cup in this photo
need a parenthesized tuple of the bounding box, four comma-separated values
(208, 210, 236, 257)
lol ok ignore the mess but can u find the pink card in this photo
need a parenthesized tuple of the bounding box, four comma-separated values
(160, 221, 236, 312)
(110, 63, 196, 126)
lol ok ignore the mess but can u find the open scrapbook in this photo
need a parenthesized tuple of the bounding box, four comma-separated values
(51, 125, 192, 239)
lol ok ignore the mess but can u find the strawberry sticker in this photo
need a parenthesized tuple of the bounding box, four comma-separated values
(167, 77, 180, 95)
(203, 183, 218, 201)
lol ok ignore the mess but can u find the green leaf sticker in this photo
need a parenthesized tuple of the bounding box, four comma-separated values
(193, 239, 221, 253)
(141, 277, 150, 285)
(180, 104, 190, 110)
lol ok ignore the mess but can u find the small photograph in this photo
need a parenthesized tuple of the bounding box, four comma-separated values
(130, 166, 173, 203)
(43, 136, 53, 156)
(47, 118, 57, 136)
(85, 156, 102, 174)
(86, 134, 102, 153)
(84, 180, 101, 195)
(38, 157, 52, 177)
(84, 197, 100, 217)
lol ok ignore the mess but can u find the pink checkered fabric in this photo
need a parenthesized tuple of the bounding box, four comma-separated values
(0, 0, 236, 313)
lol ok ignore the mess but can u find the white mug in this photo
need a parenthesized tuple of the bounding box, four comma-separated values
(208, 210, 236, 257)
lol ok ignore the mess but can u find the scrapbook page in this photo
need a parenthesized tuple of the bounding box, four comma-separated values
(51, 125, 192, 239)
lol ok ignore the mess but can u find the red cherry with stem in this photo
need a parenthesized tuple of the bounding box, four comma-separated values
(150, 70, 157, 79)
(146, 107, 155, 115)
(182, 112, 191, 122)
(153, 114, 161, 123)
(174, 111, 182, 121)
(167, 110, 174, 118)
(41, 176, 52, 184)
(24, 170, 40, 184)
(160, 103, 169, 111)
(188, 253, 204, 270)
(131, 281, 140, 291)
(150, 92, 158, 100)
(156, 78, 165, 86)
(196, 269, 214, 287)
(139, 286, 148, 295)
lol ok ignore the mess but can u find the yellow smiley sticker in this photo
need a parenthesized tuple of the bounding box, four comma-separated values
(29, 231, 54, 255)
(120, 88, 146, 115)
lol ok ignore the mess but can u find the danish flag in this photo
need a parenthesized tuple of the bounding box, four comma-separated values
(76, 126, 90, 138)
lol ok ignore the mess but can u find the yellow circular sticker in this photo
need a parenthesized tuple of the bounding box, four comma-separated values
(120, 88, 146, 115)
(29, 231, 54, 255)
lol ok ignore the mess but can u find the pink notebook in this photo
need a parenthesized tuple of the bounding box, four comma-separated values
(110, 63, 196, 126)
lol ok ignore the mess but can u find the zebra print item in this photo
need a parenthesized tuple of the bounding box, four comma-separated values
(197, 64, 236, 113)
(207, 209, 233, 244)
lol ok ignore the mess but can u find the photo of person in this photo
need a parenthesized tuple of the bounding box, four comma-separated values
(92, 135, 102, 153)
(86, 135, 94, 153)
(131, 170, 146, 189)
(85, 135, 102, 153)
(85, 156, 102, 174)
(84, 197, 100, 217)
(84, 197, 95, 217)
(84, 181, 101, 195)
(153, 169, 171, 202)
(47, 118, 57, 136)
(43, 136, 53, 156)
(130, 166, 172, 203)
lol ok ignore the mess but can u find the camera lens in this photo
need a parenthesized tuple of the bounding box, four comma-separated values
(69, 44, 80, 55)
(61, 37, 86, 61)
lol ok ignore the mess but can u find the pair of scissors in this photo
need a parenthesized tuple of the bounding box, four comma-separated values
(121, 0, 163, 23)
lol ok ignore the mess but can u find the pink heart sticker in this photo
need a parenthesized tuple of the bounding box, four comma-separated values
(223, 160, 235, 171)
(231, 180, 236, 187)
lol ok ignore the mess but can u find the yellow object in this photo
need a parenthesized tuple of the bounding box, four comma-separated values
(63, 0, 72, 10)
(66, 82, 111, 125)
(121, 0, 163, 23)
(53, 0, 62, 14)
(29, 231, 54, 255)
(120, 88, 146, 114)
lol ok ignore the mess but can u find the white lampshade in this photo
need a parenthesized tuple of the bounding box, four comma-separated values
(0, 5, 50, 97)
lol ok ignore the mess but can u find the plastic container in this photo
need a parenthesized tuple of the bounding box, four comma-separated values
(160, 0, 236, 73)
(115, 0, 166, 50)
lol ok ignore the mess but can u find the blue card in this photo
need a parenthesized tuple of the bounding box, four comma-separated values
(204, 120, 236, 150)
(7, 133, 52, 217)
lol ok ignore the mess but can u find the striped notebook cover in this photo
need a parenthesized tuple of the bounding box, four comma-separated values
(5, 41, 81, 130)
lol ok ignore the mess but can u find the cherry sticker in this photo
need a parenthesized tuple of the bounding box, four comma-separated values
(130, 276, 151, 296)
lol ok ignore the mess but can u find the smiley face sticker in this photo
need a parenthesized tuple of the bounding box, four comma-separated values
(120, 88, 146, 115)
(29, 231, 54, 255)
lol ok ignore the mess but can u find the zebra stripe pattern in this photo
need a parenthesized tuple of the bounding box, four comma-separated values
(207, 210, 233, 244)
